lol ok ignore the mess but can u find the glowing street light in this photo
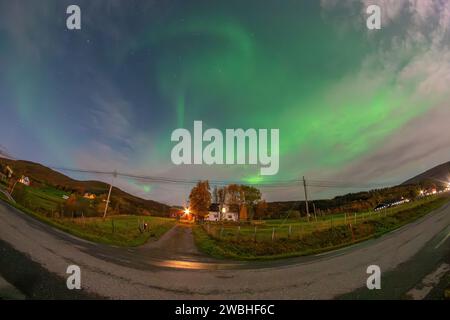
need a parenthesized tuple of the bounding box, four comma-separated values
(184, 208, 191, 215)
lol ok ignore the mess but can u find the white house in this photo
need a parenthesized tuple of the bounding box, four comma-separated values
(83, 193, 96, 200)
(221, 211, 239, 222)
(19, 176, 30, 186)
(205, 211, 220, 222)
(206, 203, 239, 222)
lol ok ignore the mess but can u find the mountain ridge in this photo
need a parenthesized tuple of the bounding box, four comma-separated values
(0, 157, 170, 216)
(402, 161, 450, 185)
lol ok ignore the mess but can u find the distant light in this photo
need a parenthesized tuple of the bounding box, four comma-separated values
(184, 208, 190, 215)
(221, 207, 227, 213)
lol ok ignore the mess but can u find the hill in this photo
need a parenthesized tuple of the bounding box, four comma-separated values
(402, 161, 450, 186)
(0, 158, 170, 217)
(262, 162, 450, 219)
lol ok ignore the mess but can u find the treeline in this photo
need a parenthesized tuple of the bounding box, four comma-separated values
(263, 184, 436, 219)
(187, 180, 448, 220)
(58, 193, 154, 218)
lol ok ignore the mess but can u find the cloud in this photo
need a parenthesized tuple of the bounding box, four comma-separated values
(89, 94, 133, 147)
(330, 102, 450, 183)
(294, 0, 450, 199)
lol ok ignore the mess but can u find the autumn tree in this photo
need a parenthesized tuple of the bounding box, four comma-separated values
(240, 185, 262, 220)
(63, 194, 90, 217)
(255, 200, 268, 219)
(226, 184, 243, 212)
(189, 181, 212, 220)
(213, 186, 219, 204)
(217, 186, 227, 207)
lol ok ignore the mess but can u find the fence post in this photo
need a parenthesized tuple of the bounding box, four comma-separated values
(354, 213, 357, 224)
(344, 213, 347, 224)
(272, 227, 275, 241)
(254, 225, 257, 242)
(220, 226, 224, 239)
(330, 216, 333, 229)
(288, 224, 292, 239)
(237, 225, 240, 241)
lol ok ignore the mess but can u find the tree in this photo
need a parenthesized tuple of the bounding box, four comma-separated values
(223, 184, 261, 221)
(189, 181, 211, 220)
(226, 184, 243, 213)
(217, 186, 226, 206)
(240, 185, 262, 220)
(12, 183, 29, 207)
(95, 194, 107, 216)
(255, 200, 268, 219)
(213, 186, 219, 204)
(62, 194, 91, 218)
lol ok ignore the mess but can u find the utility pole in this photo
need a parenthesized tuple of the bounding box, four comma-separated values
(303, 176, 309, 219)
(103, 170, 117, 219)
(313, 202, 317, 221)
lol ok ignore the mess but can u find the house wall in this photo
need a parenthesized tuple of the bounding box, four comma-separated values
(205, 212, 220, 221)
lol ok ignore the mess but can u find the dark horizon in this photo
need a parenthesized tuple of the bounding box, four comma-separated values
(2, 155, 449, 208)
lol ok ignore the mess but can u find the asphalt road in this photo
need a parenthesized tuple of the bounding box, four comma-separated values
(0, 200, 449, 299)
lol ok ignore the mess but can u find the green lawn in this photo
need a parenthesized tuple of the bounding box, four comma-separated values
(0, 191, 8, 202)
(23, 186, 68, 211)
(51, 215, 175, 246)
(194, 194, 450, 260)
(202, 196, 444, 242)
(2, 184, 175, 247)
(7, 200, 175, 246)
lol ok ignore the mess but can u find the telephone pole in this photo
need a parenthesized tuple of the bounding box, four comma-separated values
(313, 202, 317, 221)
(303, 176, 309, 218)
(103, 170, 117, 219)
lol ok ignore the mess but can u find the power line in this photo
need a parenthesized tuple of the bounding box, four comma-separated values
(48, 166, 395, 190)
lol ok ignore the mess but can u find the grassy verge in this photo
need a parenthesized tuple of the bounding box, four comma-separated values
(0, 191, 8, 202)
(1, 199, 175, 247)
(193, 194, 450, 260)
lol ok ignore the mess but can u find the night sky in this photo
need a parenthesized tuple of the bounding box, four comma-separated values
(1, 0, 449, 204)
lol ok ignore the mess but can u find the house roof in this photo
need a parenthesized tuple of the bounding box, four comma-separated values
(209, 203, 220, 212)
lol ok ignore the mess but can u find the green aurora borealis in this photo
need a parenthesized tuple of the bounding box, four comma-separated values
(1, 0, 449, 203)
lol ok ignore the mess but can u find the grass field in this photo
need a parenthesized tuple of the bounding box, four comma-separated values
(201, 196, 443, 242)
(7, 200, 175, 246)
(53, 215, 175, 246)
(194, 193, 450, 260)
(21, 186, 68, 212)
(2, 184, 175, 246)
